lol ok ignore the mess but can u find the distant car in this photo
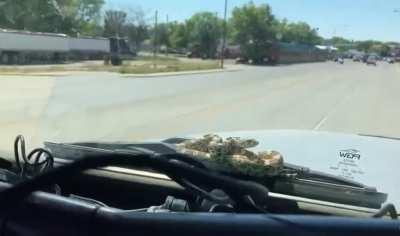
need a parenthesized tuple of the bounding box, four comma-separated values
(361, 55, 369, 63)
(235, 57, 248, 64)
(366, 56, 377, 66)
(353, 56, 361, 62)
(387, 57, 395, 64)
(337, 58, 344, 64)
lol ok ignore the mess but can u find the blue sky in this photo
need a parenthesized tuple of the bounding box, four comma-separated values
(105, 0, 400, 42)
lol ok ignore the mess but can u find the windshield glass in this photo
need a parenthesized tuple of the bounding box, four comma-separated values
(1, 0, 399, 208)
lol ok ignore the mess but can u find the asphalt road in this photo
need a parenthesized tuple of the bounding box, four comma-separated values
(1, 60, 400, 151)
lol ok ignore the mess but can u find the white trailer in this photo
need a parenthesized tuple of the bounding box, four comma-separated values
(0, 29, 69, 64)
(0, 28, 134, 65)
(68, 37, 110, 60)
(68, 37, 110, 52)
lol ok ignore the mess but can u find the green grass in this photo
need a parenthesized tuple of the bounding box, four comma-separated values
(118, 62, 219, 74)
(0, 57, 220, 75)
(135, 55, 180, 62)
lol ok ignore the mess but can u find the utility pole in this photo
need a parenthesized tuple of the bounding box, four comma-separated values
(153, 10, 158, 68)
(166, 14, 169, 57)
(220, 0, 228, 69)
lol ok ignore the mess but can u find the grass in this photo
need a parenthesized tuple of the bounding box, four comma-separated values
(0, 57, 220, 75)
(118, 61, 220, 74)
(135, 55, 180, 62)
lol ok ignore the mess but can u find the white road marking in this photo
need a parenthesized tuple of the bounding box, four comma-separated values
(314, 116, 330, 130)
(313, 89, 355, 130)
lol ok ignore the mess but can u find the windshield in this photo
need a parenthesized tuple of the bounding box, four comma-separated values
(1, 0, 399, 209)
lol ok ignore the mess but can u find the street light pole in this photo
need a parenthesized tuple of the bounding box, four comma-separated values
(153, 10, 158, 68)
(166, 14, 169, 57)
(220, 0, 228, 69)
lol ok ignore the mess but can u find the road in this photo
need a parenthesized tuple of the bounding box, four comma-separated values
(1, 60, 400, 152)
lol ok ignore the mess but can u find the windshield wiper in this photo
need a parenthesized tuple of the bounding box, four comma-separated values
(274, 163, 387, 209)
(282, 163, 366, 188)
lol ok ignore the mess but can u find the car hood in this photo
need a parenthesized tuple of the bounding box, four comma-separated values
(183, 129, 399, 208)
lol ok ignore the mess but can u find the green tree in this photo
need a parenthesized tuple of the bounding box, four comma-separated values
(275, 18, 325, 46)
(104, 10, 127, 37)
(325, 37, 352, 45)
(169, 22, 189, 49)
(57, 0, 105, 35)
(356, 40, 376, 52)
(379, 44, 391, 56)
(230, 2, 276, 63)
(0, 0, 61, 31)
(124, 8, 149, 51)
(152, 23, 170, 47)
(0, 0, 104, 35)
(369, 44, 391, 56)
(279, 21, 322, 45)
(186, 12, 222, 58)
(124, 23, 148, 51)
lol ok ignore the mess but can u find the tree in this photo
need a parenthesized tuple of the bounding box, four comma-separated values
(186, 12, 222, 58)
(230, 2, 276, 63)
(368, 43, 391, 56)
(325, 37, 351, 45)
(104, 10, 127, 37)
(124, 23, 148, 51)
(169, 22, 189, 49)
(278, 21, 322, 45)
(0, 0, 62, 32)
(356, 40, 376, 52)
(378, 44, 391, 56)
(56, 0, 105, 35)
(124, 8, 149, 51)
(152, 23, 170, 47)
(0, 0, 104, 35)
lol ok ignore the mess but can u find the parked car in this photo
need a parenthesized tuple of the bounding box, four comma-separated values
(366, 56, 377, 66)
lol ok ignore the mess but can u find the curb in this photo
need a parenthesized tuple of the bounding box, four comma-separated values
(120, 68, 241, 78)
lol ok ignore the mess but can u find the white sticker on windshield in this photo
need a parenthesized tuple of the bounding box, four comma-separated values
(329, 149, 364, 180)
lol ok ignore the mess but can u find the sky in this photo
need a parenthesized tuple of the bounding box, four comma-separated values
(105, 0, 400, 42)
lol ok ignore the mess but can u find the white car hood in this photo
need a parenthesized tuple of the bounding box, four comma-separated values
(187, 130, 399, 208)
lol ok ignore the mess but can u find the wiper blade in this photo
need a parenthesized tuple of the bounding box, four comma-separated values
(275, 163, 387, 209)
(282, 163, 367, 189)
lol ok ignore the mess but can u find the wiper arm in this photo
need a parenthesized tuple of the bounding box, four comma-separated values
(275, 163, 387, 209)
(283, 163, 367, 189)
